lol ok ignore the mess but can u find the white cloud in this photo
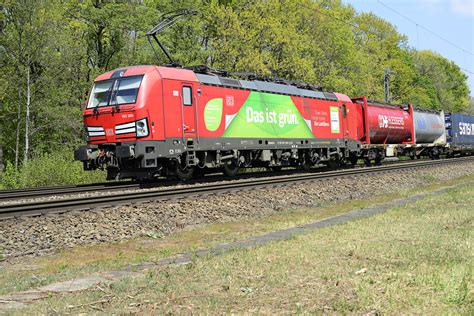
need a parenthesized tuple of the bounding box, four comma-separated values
(415, 0, 474, 16)
(450, 0, 474, 16)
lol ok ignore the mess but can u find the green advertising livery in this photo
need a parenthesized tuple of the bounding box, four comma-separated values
(204, 91, 315, 139)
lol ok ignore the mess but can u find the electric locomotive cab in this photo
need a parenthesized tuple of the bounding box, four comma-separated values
(74, 65, 163, 180)
(86, 74, 147, 138)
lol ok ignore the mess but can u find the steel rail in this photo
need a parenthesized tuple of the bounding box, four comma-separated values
(0, 170, 305, 201)
(0, 181, 137, 201)
(1, 156, 472, 220)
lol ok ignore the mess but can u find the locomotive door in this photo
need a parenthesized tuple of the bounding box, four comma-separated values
(341, 103, 349, 141)
(180, 83, 197, 139)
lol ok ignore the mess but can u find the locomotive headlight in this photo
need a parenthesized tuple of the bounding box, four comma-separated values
(136, 118, 149, 137)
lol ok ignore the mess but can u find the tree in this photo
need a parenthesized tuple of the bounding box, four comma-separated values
(0, 0, 54, 167)
(465, 97, 474, 115)
(411, 50, 470, 112)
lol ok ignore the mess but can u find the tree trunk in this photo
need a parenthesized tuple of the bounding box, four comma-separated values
(14, 28, 24, 171)
(0, 145, 4, 172)
(23, 66, 30, 164)
(15, 68, 21, 171)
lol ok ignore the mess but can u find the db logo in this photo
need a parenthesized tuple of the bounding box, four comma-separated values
(226, 95, 234, 106)
(106, 129, 114, 136)
(378, 115, 388, 128)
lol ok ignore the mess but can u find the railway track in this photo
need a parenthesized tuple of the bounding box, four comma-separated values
(0, 181, 138, 202)
(0, 162, 384, 202)
(0, 168, 328, 202)
(0, 158, 435, 202)
(1, 156, 472, 220)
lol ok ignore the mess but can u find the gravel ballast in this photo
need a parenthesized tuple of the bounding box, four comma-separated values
(1, 161, 473, 258)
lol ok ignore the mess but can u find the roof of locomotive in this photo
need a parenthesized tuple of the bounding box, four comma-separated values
(94, 65, 155, 81)
(94, 65, 352, 102)
(194, 72, 344, 102)
(94, 65, 198, 82)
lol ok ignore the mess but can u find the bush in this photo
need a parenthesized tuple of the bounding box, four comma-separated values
(0, 162, 19, 189)
(0, 149, 106, 189)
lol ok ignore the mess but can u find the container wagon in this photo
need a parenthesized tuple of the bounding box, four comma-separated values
(445, 113, 474, 155)
(406, 109, 447, 159)
(350, 96, 414, 165)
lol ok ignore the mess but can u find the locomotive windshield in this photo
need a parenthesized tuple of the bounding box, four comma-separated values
(87, 75, 143, 109)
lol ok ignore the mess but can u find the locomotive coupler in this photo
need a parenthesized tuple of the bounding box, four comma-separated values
(96, 149, 119, 169)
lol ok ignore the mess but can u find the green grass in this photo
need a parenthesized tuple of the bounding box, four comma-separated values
(5, 178, 474, 314)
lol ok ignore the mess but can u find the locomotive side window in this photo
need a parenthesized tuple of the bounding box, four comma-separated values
(342, 104, 347, 118)
(182, 86, 192, 106)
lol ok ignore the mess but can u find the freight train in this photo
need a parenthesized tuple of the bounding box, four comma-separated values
(74, 65, 474, 180)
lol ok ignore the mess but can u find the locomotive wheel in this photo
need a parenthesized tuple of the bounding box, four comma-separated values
(106, 167, 119, 181)
(364, 158, 372, 167)
(301, 160, 312, 171)
(327, 160, 339, 170)
(374, 157, 382, 166)
(175, 165, 195, 181)
(193, 167, 206, 179)
(430, 150, 440, 160)
(223, 160, 240, 177)
(350, 154, 359, 166)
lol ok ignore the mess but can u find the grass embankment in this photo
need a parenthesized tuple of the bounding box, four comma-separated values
(5, 176, 473, 314)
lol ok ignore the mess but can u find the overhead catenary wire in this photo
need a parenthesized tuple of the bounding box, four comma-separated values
(460, 68, 474, 75)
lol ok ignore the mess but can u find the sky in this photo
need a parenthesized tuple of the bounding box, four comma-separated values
(341, 0, 474, 97)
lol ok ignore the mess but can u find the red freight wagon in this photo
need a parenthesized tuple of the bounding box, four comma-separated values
(351, 96, 414, 164)
(75, 65, 363, 180)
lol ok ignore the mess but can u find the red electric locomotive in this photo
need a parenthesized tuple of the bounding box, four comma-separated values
(74, 65, 364, 180)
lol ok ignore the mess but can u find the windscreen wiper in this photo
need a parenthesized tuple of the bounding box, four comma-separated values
(93, 104, 100, 115)
(110, 80, 121, 112)
(93, 85, 113, 115)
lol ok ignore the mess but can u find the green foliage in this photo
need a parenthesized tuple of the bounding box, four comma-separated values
(0, 162, 18, 189)
(466, 97, 474, 115)
(0, 149, 106, 189)
(411, 51, 470, 112)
